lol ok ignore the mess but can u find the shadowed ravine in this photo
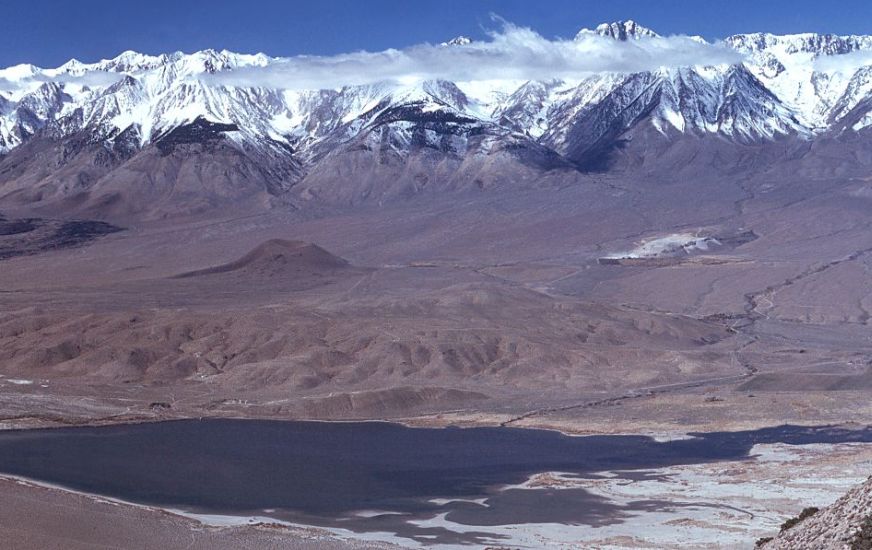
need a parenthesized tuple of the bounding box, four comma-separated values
(0, 420, 870, 545)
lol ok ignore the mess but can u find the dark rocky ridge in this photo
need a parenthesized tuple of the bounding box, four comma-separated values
(0, 214, 122, 260)
(154, 117, 240, 155)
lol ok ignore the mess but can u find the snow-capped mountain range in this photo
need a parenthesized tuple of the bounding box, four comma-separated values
(2, 20, 872, 217)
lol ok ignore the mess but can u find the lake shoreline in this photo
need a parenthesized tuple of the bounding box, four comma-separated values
(2, 406, 870, 441)
(1, 419, 871, 548)
(2, 436, 871, 549)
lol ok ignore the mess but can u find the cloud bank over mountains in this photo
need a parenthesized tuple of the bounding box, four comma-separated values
(813, 47, 872, 72)
(201, 23, 744, 89)
(1, 21, 747, 94)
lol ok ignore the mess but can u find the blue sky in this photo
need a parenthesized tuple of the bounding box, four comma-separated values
(2, 0, 872, 68)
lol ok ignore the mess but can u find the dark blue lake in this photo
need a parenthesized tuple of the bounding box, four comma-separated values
(0, 420, 869, 545)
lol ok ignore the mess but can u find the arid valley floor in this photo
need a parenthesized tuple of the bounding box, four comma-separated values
(1, 161, 871, 547)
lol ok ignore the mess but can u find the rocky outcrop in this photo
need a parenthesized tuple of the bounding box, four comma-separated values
(760, 476, 872, 549)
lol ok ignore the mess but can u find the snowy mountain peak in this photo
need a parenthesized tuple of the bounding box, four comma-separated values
(2, 26, 872, 161)
(0, 63, 41, 81)
(441, 36, 473, 47)
(725, 32, 872, 57)
(576, 20, 659, 41)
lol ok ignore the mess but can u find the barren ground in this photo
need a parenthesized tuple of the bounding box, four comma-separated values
(1, 173, 871, 547)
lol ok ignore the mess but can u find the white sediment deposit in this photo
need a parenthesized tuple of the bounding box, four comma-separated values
(171, 442, 871, 549)
(399, 442, 872, 549)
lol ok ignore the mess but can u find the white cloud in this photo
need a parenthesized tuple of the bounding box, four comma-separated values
(814, 49, 872, 73)
(201, 22, 744, 90)
(0, 71, 123, 95)
(0, 21, 746, 97)
(37, 71, 125, 87)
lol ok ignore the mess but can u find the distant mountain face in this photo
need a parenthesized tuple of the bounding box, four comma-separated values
(2, 20, 872, 218)
(575, 20, 660, 41)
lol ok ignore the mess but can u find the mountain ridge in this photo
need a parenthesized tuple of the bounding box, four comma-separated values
(3, 21, 872, 218)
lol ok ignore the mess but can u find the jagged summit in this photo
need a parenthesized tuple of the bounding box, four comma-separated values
(576, 20, 660, 41)
(725, 31, 872, 56)
(441, 36, 473, 47)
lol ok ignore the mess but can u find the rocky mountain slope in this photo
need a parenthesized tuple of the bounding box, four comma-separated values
(761, 476, 872, 549)
(2, 20, 872, 218)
